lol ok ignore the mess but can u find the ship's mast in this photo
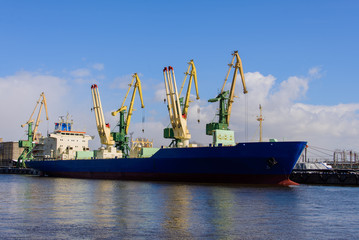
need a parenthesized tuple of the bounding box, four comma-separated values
(256, 104, 264, 142)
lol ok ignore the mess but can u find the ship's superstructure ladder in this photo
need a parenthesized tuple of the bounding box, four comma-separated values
(163, 61, 199, 147)
(18, 92, 49, 167)
(206, 51, 248, 145)
(111, 73, 145, 157)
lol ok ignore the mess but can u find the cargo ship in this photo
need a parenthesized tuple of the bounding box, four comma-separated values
(26, 52, 307, 185)
(27, 138, 306, 185)
(26, 103, 306, 185)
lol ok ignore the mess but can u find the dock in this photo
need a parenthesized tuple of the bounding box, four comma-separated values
(290, 169, 359, 185)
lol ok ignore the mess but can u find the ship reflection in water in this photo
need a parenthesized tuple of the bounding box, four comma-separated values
(1, 175, 359, 239)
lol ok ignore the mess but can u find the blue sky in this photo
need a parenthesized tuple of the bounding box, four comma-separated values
(1, 1, 359, 159)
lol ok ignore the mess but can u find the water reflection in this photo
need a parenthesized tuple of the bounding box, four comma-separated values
(161, 185, 192, 237)
(2, 175, 359, 239)
(208, 187, 236, 238)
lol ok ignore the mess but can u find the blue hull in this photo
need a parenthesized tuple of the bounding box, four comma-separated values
(27, 141, 306, 185)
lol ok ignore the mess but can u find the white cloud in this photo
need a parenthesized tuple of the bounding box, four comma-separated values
(154, 86, 166, 102)
(92, 63, 104, 71)
(243, 72, 276, 105)
(70, 68, 91, 77)
(268, 75, 308, 108)
(308, 66, 323, 79)
(228, 71, 359, 153)
(0, 71, 69, 141)
(3, 68, 359, 161)
(68, 66, 105, 85)
(178, 69, 359, 156)
(96, 74, 106, 80)
(111, 74, 133, 89)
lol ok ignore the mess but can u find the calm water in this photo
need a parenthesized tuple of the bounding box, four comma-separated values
(1, 175, 359, 240)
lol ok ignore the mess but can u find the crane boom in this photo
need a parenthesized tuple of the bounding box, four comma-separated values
(127, 76, 144, 134)
(32, 93, 49, 140)
(112, 73, 145, 134)
(21, 92, 49, 139)
(221, 51, 248, 124)
(179, 60, 200, 119)
(163, 65, 192, 147)
(91, 84, 115, 146)
(111, 73, 144, 156)
(21, 93, 49, 127)
(168, 66, 182, 127)
(163, 68, 175, 127)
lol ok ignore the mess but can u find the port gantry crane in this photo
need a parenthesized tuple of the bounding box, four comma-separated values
(17, 92, 49, 168)
(111, 73, 145, 157)
(163, 60, 200, 147)
(206, 51, 248, 146)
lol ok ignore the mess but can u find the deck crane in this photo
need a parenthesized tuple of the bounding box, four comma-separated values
(111, 73, 144, 157)
(163, 60, 200, 147)
(91, 84, 115, 146)
(206, 51, 248, 146)
(17, 92, 49, 168)
(91, 84, 122, 159)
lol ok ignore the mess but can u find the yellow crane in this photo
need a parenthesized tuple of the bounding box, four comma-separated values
(18, 92, 49, 167)
(163, 60, 200, 147)
(91, 84, 115, 146)
(21, 92, 49, 141)
(111, 73, 145, 156)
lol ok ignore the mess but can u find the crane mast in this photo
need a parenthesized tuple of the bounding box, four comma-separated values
(17, 92, 49, 168)
(111, 73, 144, 157)
(206, 51, 248, 146)
(91, 84, 115, 146)
(163, 61, 199, 147)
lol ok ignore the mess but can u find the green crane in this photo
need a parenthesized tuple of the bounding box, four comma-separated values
(206, 51, 248, 143)
(111, 73, 144, 157)
(17, 92, 48, 168)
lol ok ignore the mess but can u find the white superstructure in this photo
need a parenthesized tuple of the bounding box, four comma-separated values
(32, 115, 122, 160)
(33, 130, 94, 160)
(32, 115, 94, 160)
